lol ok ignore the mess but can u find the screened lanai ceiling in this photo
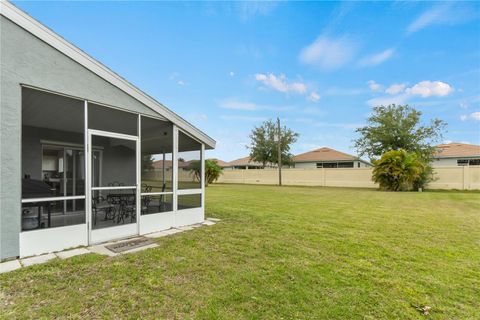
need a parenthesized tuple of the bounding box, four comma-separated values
(22, 87, 84, 134)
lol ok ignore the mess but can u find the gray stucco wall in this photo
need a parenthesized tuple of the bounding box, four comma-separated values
(0, 16, 159, 259)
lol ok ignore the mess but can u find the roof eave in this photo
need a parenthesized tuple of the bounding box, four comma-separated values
(1, 1, 216, 149)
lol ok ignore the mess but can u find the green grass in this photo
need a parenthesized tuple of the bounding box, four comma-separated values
(1, 185, 479, 319)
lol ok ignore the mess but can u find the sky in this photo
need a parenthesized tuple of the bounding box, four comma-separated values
(13, 1, 480, 161)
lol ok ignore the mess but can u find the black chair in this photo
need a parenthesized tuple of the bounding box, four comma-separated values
(92, 196, 115, 225)
(141, 185, 153, 215)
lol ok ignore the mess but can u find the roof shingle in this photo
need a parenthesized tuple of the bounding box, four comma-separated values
(293, 147, 358, 162)
(434, 143, 480, 158)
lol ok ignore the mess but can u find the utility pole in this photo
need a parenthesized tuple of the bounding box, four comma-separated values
(277, 117, 282, 186)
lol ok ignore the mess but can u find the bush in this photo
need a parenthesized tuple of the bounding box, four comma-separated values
(189, 159, 223, 186)
(372, 149, 426, 191)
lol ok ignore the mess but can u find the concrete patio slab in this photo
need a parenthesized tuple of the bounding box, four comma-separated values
(144, 230, 170, 238)
(21, 253, 56, 267)
(207, 218, 221, 222)
(87, 244, 118, 257)
(177, 226, 194, 231)
(56, 248, 91, 260)
(202, 220, 216, 226)
(0, 260, 22, 274)
(164, 228, 185, 235)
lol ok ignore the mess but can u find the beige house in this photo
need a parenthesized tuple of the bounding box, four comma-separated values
(223, 156, 276, 170)
(208, 158, 230, 168)
(293, 147, 371, 169)
(433, 143, 480, 167)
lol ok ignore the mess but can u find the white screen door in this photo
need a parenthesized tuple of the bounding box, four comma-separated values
(88, 129, 139, 244)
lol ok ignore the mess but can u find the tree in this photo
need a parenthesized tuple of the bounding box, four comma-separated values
(189, 159, 223, 186)
(248, 119, 299, 167)
(354, 104, 446, 161)
(142, 154, 154, 173)
(355, 104, 446, 190)
(372, 149, 425, 191)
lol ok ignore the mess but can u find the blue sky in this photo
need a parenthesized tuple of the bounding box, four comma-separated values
(14, 1, 480, 161)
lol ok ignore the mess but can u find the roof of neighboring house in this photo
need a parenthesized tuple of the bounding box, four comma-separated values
(152, 160, 172, 169)
(208, 158, 229, 167)
(0, 1, 215, 149)
(434, 143, 480, 158)
(226, 156, 265, 167)
(152, 159, 191, 169)
(293, 147, 363, 162)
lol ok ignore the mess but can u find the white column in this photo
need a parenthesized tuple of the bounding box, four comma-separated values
(84, 100, 90, 244)
(173, 125, 179, 215)
(136, 115, 141, 234)
(201, 143, 205, 220)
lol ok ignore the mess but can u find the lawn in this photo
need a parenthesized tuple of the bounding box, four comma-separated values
(1, 185, 479, 319)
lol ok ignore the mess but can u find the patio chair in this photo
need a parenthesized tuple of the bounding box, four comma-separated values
(141, 185, 152, 214)
(92, 196, 115, 226)
(117, 191, 136, 224)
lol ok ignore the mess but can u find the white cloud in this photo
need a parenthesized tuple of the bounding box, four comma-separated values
(254, 73, 307, 94)
(407, 3, 476, 34)
(299, 35, 358, 70)
(367, 94, 409, 107)
(385, 83, 406, 95)
(367, 80, 454, 107)
(170, 72, 187, 85)
(229, 71, 235, 77)
(358, 48, 395, 67)
(461, 112, 480, 122)
(405, 81, 453, 97)
(472, 112, 480, 121)
(220, 99, 257, 110)
(367, 80, 382, 92)
(308, 91, 321, 102)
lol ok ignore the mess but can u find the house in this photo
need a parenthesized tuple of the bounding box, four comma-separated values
(0, 2, 215, 260)
(208, 158, 229, 168)
(293, 147, 371, 168)
(433, 143, 480, 167)
(223, 156, 276, 170)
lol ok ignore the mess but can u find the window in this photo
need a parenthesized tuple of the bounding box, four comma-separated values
(178, 131, 202, 190)
(316, 163, 323, 168)
(141, 194, 173, 215)
(469, 159, 480, 166)
(22, 87, 86, 231)
(88, 103, 137, 136)
(322, 162, 338, 168)
(140, 116, 174, 215)
(338, 162, 354, 168)
(457, 159, 469, 166)
(178, 194, 201, 210)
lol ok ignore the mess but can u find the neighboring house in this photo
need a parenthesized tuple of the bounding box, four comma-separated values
(223, 156, 276, 170)
(433, 143, 480, 167)
(208, 158, 230, 168)
(0, 2, 215, 260)
(293, 147, 371, 168)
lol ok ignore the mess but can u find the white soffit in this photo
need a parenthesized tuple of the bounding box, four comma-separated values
(0, 1, 215, 149)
